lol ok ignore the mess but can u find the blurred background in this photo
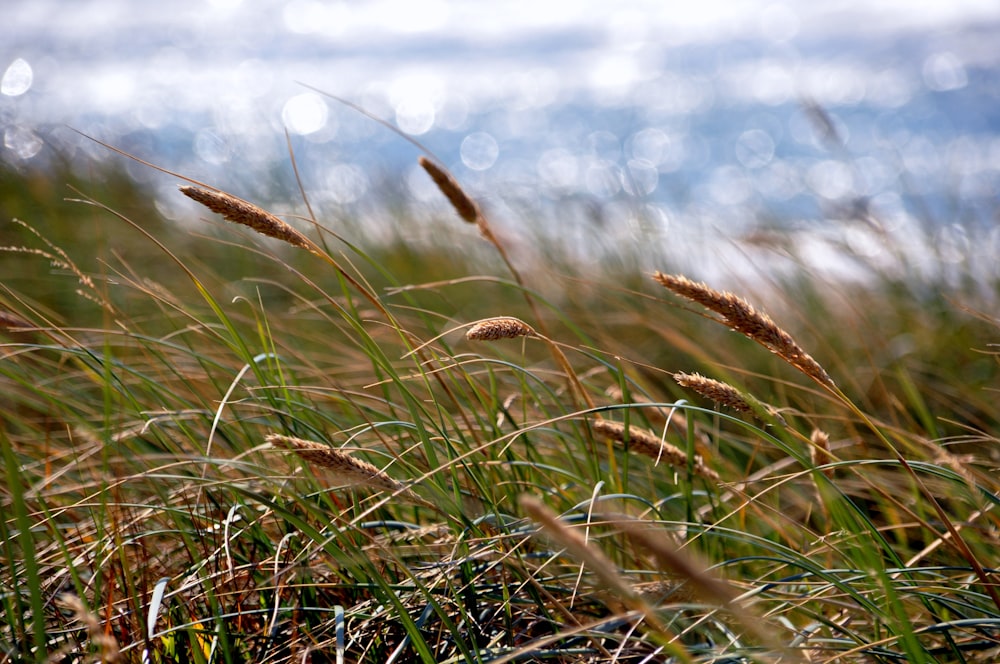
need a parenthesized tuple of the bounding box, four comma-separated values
(2, 0, 999, 278)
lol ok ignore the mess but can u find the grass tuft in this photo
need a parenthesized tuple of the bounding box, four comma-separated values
(1, 136, 998, 662)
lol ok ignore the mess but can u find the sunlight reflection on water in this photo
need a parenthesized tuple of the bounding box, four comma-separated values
(2, 0, 999, 280)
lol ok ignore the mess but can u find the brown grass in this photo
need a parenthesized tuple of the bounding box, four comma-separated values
(673, 371, 785, 425)
(180, 186, 314, 252)
(267, 434, 435, 509)
(810, 428, 835, 478)
(418, 156, 481, 224)
(591, 419, 719, 481)
(653, 272, 835, 389)
(466, 316, 537, 341)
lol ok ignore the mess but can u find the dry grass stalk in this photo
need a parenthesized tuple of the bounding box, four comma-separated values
(466, 316, 536, 341)
(267, 434, 434, 509)
(810, 428, 835, 478)
(418, 156, 481, 223)
(653, 272, 835, 389)
(520, 495, 635, 600)
(57, 594, 121, 662)
(592, 419, 718, 481)
(518, 495, 682, 646)
(180, 186, 313, 252)
(617, 520, 798, 660)
(3, 220, 113, 313)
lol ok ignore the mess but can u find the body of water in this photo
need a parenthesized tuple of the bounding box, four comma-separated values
(3, 0, 1000, 276)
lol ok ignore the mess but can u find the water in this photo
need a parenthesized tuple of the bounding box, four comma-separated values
(3, 0, 1000, 278)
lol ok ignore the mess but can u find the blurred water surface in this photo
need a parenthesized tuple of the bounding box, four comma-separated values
(3, 0, 999, 276)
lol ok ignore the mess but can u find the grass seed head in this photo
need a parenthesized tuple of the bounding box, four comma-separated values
(592, 419, 719, 481)
(673, 372, 754, 414)
(418, 156, 481, 223)
(673, 371, 787, 425)
(466, 316, 536, 341)
(653, 272, 835, 389)
(58, 594, 121, 662)
(180, 186, 313, 252)
(267, 434, 433, 508)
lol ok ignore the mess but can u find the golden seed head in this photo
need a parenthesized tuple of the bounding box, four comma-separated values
(466, 316, 536, 341)
(653, 272, 835, 389)
(267, 434, 433, 508)
(673, 371, 788, 425)
(591, 419, 719, 481)
(673, 372, 754, 414)
(180, 186, 313, 251)
(418, 156, 480, 224)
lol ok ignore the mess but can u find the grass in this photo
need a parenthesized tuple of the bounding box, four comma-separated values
(0, 130, 998, 663)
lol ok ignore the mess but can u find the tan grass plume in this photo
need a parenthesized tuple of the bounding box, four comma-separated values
(617, 519, 799, 660)
(57, 594, 121, 662)
(181, 186, 314, 252)
(267, 434, 434, 509)
(466, 316, 536, 341)
(592, 419, 718, 481)
(418, 156, 481, 224)
(519, 495, 677, 643)
(673, 372, 786, 425)
(653, 272, 835, 389)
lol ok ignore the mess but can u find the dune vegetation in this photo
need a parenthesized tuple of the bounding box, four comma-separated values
(1, 130, 998, 663)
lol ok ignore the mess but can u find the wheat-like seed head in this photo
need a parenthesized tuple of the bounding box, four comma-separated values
(653, 272, 835, 389)
(673, 372, 753, 413)
(267, 434, 434, 508)
(673, 371, 786, 425)
(591, 419, 719, 481)
(466, 316, 536, 341)
(617, 520, 793, 657)
(180, 186, 313, 252)
(418, 156, 481, 223)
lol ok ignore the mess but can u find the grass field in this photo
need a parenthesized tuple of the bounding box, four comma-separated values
(1, 136, 998, 663)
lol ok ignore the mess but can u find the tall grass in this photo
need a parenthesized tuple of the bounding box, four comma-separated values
(0, 138, 998, 663)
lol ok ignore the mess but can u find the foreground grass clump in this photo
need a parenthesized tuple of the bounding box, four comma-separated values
(1, 152, 998, 664)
